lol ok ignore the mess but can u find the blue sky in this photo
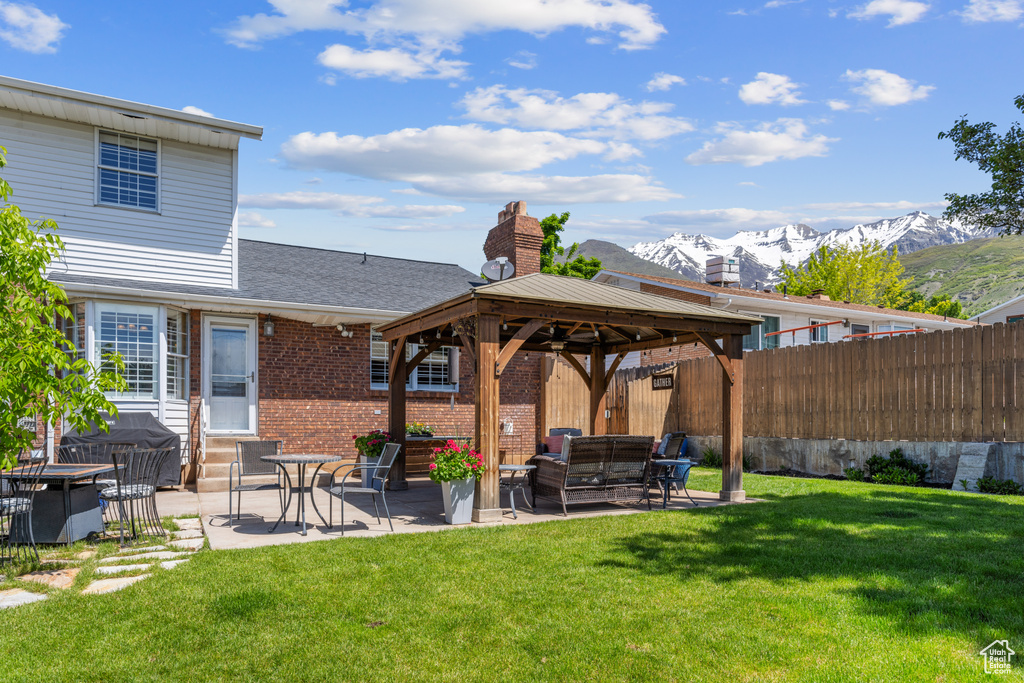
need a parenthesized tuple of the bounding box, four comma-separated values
(1, 0, 1022, 271)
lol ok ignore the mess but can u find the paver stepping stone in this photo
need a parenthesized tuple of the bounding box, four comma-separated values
(160, 559, 189, 570)
(94, 564, 152, 576)
(169, 538, 204, 551)
(172, 529, 203, 539)
(117, 545, 168, 555)
(174, 518, 203, 531)
(82, 574, 150, 595)
(76, 550, 97, 560)
(0, 589, 48, 609)
(17, 568, 80, 590)
(100, 551, 188, 563)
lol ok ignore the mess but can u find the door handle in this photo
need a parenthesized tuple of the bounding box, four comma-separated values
(249, 372, 255, 383)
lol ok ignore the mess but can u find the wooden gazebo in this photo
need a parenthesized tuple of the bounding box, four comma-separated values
(377, 273, 760, 522)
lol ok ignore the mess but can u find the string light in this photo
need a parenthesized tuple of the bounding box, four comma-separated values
(636, 332, 641, 341)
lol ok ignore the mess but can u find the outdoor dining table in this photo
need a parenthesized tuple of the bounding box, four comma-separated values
(651, 458, 699, 509)
(5, 463, 116, 545)
(261, 454, 341, 536)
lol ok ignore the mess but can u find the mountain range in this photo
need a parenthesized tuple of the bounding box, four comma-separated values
(626, 212, 990, 288)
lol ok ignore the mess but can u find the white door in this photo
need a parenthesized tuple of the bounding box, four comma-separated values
(204, 316, 257, 433)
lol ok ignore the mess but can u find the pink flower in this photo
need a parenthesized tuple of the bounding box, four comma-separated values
(352, 435, 357, 439)
(429, 463, 437, 470)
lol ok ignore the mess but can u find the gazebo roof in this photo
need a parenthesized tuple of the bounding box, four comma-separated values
(378, 272, 760, 356)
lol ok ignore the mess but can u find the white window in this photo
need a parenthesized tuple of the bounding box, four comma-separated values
(743, 316, 781, 350)
(96, 304, 159, 399)
(166, 309, 189, 401)
(97, 131, 159, 210)
(371, 328, 458, 392)
(878, 322, 916, 336)
(61, 302, 87, 363)
(810, 320, 829, 343)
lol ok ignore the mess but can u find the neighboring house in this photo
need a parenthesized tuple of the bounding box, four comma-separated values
(592, 269, 976, 366)
(971, 294, 1024, 325)
(1, 75, 542, 488)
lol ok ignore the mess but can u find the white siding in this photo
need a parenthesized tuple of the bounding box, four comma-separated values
(0, 110, 235, 288)
(977, 299, 1024, 325)
(163, 402, 191, 463)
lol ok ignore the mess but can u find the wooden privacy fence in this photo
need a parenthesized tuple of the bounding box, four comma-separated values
(544, 323, 1024, 443)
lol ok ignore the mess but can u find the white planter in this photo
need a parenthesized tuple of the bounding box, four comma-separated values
(359, 454, 381, 489)
(440, 477, 476, 524)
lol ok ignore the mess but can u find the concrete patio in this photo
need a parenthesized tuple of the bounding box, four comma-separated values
(156, 477, 756, 551)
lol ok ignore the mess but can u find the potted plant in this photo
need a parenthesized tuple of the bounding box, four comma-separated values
(352, 429, 395, 488)
(428, 439, 486, 524)
(406, 422, 434, 437)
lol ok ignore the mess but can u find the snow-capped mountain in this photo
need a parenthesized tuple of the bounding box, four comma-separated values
(629, 212, 988, 287)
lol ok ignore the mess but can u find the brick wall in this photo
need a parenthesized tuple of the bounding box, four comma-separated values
(639, 282, 711, 305)
(483, 202, 545, 277)
(641, 343, 711, 366)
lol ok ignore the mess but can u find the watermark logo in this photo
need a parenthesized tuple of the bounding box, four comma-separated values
(981, 640, 1015, 675)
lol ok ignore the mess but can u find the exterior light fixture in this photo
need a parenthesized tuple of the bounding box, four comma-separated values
(436, 328, 442, 338)
(672, 335, 677, 343)
(550, 340, 565, 352)
(263, 316, 275, 337)
(636, 332, 641, 341)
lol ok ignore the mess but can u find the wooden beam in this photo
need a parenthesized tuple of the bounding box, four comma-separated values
(589, 345, 607, 435)
(457, 331, 476, 370)
(605, 351, 627, 379)
(495, 318, 545, 377)
(720, 333, 745, 502)
(405, 340, 443, 380)
(379, 301, 477, 341)
(604, 332, 703, 355)
(387, 335, 407, 386)
(565, 321, 584, 336)
(695, 331, 735, 385)
(558, 351, 591, 390)
(473, 314, 502, 523)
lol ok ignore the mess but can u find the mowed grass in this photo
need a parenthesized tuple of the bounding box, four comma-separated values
(2, 472, 1023, 682)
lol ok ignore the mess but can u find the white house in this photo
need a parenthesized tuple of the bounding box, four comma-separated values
(593, 269, 976, 354)
(971, 294, 1024, 325)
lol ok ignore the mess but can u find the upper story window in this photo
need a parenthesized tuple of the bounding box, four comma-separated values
(370, 328, 458, 392)
(97, 132, 159, 211)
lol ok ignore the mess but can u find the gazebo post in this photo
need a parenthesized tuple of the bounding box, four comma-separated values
(473, 314, 502, 522)
(388, 337, 408, 490)
(720, 333, 745, 502)
(589, 345, 607, 435)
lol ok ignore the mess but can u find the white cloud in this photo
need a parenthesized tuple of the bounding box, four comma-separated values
(0, 1, 66, 53)
(223, 0, 665, 52)
(317, 43, 468, 80)
(281, 124, 613, 177)
(802, 199, 947, 211)
(961, 0, 1023, 21)
(404, 172, 679, 203)
(182, 105, 215, 117)
(738, 181, 760, 187)
(458, 85, 693, 141)
(238, 211, 277, 228)
(241, 191, 466, 218)
(848, 0, 930, 26)
(827, 99, 851, 111)
(738, 72, 807, 106)
(686, 119, 835, 167)
(645, 207, 793, 229)
(844, 68, 934, 105)
(645, 72, 686, 92)
(506, 50, 537, 69)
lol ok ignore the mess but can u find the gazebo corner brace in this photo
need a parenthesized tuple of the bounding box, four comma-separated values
(694, 331, 736, 385)
(494, 319, 546, 378)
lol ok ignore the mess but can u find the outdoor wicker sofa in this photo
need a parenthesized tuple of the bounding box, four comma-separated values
(528, 434, 655, 515)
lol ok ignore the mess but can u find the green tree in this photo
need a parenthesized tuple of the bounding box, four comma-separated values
(938, 93, 1024, 235)
(779, 241, 910, 308)
(891, 291, 966, 319)
(539, 211, 603, 279)
(1, 147, 125, 469)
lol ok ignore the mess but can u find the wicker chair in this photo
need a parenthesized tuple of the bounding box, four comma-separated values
(228, 440, 286, 527)
(0, 456, 47, 564)
(529, 435, 654, 516)
(99, 447, 174, 546)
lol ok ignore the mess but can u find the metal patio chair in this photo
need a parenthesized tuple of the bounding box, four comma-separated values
(99, 447, 174, 546)
(327, 442, 400, 535)
(650, 432, 698, 507)
(1, 456, 48, 564)
(228, 440, 286, 527)
(57, 442, 136, 522)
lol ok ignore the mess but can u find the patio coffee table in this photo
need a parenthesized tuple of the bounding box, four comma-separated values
(261, 454, 341, 536)
(6, 463, 116, 545)
(651, 458, 698, 509)
(498, 463, 535, 519)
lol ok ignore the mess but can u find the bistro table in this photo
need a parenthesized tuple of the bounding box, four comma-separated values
(261, 454, 341, 536)
(498, 463, 536, 519)
(6, 463, 117, 544)
(651, 459, 699, 509)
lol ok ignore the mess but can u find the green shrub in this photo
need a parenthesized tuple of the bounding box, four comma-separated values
(959, 479, 971, 491)
(872, 469, 920, 486)
(844, 467, 864, 481)
(866, 448, 928, 486)
(976, 477, 1024, 495)
(743, 454, 753, 472)
(700, 446, 722, 468)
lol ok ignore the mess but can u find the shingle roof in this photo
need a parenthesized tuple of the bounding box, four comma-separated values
(52, 239, 483, 314)
(602, 270, 978, 326)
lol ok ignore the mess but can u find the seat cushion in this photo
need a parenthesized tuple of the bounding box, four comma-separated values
(99, 484, 154, 501)
(542, 435, 564, 455)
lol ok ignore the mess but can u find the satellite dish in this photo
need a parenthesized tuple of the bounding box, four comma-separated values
(481, 258, 515, 282)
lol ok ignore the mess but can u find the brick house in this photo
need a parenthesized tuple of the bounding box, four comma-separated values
(2, 75, 543, 489)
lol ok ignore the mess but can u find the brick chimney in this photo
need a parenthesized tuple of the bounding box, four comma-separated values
(483, 201, 544, 277)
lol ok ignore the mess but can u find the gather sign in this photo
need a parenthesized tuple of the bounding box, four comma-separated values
(651, 373, 674, 391)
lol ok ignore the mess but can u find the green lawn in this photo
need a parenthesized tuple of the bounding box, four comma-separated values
(2, 472, 1022, 682)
